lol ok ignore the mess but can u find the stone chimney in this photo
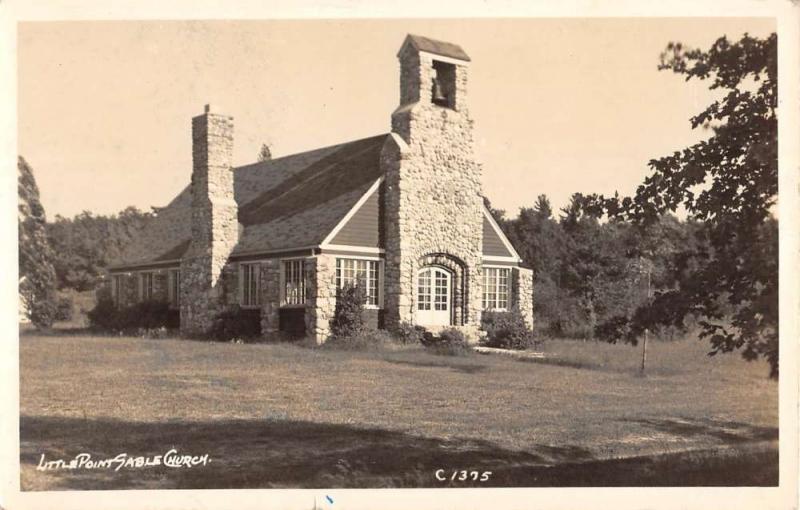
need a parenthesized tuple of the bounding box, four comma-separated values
(180, 104, 239, 335)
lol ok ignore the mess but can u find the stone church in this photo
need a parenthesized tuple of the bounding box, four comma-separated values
(109, 34, 534, 342)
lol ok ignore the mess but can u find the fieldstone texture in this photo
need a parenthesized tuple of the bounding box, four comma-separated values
(382, 43, 484, 339)
(180, 107, 239, 336)
(259, 259, 281, 336)
(305, 254, 337, 343)
(512, 267, 535, 328)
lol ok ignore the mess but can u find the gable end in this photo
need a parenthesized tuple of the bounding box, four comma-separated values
(322, 177, 384, 249)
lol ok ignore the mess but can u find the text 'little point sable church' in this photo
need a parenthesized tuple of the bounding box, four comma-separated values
(108, 34, 534, 342)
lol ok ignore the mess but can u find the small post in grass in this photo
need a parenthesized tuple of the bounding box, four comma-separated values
(640, 261, 651, 375)
(640, 328, 648, 374)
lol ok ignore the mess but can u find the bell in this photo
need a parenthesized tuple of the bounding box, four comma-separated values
(432, 78, 447, 105)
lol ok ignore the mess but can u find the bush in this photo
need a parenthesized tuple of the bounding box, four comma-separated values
(423, 327, 472, 356)
(86, 296, 119, 331)
(87, 297, 176, 334)
(25, 291, 58, 330)
(330, 283, 365, 338)
(323, 328, 397, 351)
(481, 309, 541, 350)
(55, 295, 74, 322)
(207, 305, 262, 342)
(392, 321, 427, 345)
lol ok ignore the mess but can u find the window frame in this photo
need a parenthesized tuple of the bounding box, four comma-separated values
(239, 262, 262, 309)
(280, 258, 308, 308)
(334, 256, 383, 309)
(138, 271, 154, 302)
(112, 274, 123, 306)
(482, 266, 511, 312)
(167, 269, 181, 309)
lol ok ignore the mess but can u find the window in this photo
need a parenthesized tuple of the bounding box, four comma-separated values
(112, 274, 123, 306)
(335, 258, 381, 307)
(482, 267, 510, 311)
(240, 263, 261, 308)
(282, 259, 307, 306)
(168, 269, 181, 308)
(139, 272, 154, 302)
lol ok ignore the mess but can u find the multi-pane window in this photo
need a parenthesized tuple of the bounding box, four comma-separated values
(139, 272, 154, 302)
(418, 267, 450, 311)
(335, 258, 381, 307)
(482, 267, 510, 311)
(241, 263, 261, 308)
(282, 259, 307, 306)
(434, 270, 448, 311)
(417, 269, 431, 310)
(168, 269, 181, 308)
(112, 274, 123, 306)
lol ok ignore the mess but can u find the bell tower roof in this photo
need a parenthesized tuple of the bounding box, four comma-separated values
(398, 34, 471, 62)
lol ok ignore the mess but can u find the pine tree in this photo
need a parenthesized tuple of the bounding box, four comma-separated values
(258, 143, 272, 162)
(18, 156, 57, 328)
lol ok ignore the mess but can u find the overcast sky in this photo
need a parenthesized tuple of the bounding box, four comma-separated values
(18, 17, 775, 219)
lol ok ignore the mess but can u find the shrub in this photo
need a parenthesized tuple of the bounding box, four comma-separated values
(481, 309, 540, 350)
(87, 297, 176, 334)
(55, 295, 74, 322)
(207, 305, 262, 342)
(423, 327, 472, 356)
(87, 295, 119, 331)
(22, 289, 58, 329)
(330, 283, 365, 338)
(392, 321, 427, 345)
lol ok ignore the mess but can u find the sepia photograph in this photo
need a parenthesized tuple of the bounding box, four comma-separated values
(5, 2, 799, 509)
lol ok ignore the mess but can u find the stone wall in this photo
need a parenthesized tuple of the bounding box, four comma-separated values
(383, 44, 484, 337)
(259, 259, 281, 336)
(180, 106, 239, 336)
(512, 267, 534, 329)
(305, 254, 337, 343)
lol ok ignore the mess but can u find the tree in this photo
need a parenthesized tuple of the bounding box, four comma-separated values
(46, 206, 152, 291)
(18, 156, 58, 328)
(586, 33, 778, 377)
(258, 143, 272, 162)
(557, 194, 629, 338)
(532, 194, 553, 219)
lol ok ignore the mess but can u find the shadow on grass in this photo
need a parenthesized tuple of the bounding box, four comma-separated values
(517, 355, 606, 372)
(21, 415, 777, 490)
(624, 417, 778, 444)
(383, 357, 488, 374)
(19, 325, 95, 337)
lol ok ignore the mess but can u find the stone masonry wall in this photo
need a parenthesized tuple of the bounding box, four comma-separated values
(180, 106, 239, 336)
(305, 254, 337, 343)
(383, 46, 484, 337)
(512, 267, 534, 329)
(259, 259, 281, 337)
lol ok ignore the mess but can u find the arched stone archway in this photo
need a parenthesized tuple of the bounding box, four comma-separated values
(415, 253, 469, 326)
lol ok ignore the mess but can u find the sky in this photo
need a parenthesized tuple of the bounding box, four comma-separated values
(17, 17, 776, 220)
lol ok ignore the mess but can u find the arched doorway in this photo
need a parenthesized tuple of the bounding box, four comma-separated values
(416, 266, 452, 326)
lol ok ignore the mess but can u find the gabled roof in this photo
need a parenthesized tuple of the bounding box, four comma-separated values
(112, 134, 389, 269)
(400, 34, 471, 62)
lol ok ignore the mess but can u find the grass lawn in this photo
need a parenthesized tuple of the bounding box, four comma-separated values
(19, 332, 778, 489)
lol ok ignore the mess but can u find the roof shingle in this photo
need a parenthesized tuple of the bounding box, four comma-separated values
(113, 134, 388, 268)
(402, 34, 471, 62)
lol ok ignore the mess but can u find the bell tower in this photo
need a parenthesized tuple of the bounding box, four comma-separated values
(381, 34, 484, 334)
